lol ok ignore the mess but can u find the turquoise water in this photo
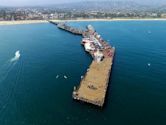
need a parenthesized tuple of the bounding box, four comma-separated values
(0, 21, 166, 125)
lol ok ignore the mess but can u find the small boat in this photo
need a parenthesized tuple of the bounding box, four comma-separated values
(56, 75, 59, 79)
(148, 31, 152, 34)
(64, 75, 68, 79)
(11, 50, 21, 62)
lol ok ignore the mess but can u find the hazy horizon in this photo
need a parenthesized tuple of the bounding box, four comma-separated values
(0, 0, 166, 7)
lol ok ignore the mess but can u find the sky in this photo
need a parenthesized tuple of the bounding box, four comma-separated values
(0, 0, 166, 6)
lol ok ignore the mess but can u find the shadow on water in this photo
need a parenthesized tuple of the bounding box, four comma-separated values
(103, 50, 117, 109)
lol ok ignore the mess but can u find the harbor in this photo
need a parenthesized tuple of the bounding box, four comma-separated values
(49, 21, 115, 107)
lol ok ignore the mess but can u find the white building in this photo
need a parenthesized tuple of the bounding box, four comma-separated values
(94, 49, 104, 62)
(84, 43, 95, 52)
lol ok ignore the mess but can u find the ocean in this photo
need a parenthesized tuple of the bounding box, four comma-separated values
(0, 21, 166, 125)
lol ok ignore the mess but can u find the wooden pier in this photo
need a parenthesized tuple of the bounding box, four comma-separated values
(73, 57, 114, 106)
(49, 21, 84, 35)
(48, 21, 58, 25)
(49, 21, 115, 107)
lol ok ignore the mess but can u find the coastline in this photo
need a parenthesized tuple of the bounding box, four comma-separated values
(52, 18, 166, 22)
(0, 18, 166, 25)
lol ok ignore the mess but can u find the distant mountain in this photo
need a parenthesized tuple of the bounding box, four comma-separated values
(1, 1, 165, 12)
(48, 1, 150, 12)
(158, 5, 166, 12)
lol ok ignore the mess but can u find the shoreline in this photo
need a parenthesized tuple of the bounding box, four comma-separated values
(53, 18, 166, 22)
(0, 20, 47, 25)
(0, 18, 166, 25)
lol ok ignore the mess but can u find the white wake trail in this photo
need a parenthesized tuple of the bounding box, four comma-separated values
(10, 50, 21, 62)
(0, 50, 21, 83)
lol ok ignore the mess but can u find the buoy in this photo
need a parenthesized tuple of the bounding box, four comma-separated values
(148, 63, 151, 67)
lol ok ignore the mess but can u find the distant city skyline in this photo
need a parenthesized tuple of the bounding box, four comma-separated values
(0, 0, 166, 6)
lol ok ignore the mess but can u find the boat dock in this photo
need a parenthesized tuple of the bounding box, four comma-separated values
(49, 21, 115, 107)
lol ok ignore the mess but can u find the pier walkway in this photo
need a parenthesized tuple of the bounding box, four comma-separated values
(73, 57, 114, 106)
(49, 21, 84, 35)
(49, 21, 115, 107)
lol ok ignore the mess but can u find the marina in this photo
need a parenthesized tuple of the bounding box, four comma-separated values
(49, 21, 115, 107)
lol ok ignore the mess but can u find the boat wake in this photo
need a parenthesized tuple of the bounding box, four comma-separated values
(10, 50, 21, 62)
(0, 50, 21, 83)
(0, 51, 23, 117)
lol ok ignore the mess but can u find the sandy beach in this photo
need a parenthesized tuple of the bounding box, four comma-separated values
(0, 18, 166, 25)
(0, 20, 47, 25)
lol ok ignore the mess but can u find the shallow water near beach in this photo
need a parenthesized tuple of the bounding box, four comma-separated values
(0, 21, 166, 125)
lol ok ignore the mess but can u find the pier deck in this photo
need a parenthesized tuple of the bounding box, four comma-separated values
(73, 57, 114, 106)
(49, 20, 115, 107)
